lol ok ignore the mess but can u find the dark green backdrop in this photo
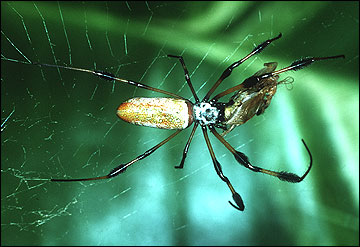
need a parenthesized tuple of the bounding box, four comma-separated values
(1, 1, 358, 245)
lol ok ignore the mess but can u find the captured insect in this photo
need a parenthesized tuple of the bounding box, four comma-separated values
(8, 33, 344, 211)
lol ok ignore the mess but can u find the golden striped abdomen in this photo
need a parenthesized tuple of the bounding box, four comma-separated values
(117, 97, 194, 129)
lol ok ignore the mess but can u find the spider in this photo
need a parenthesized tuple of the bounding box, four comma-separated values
(19, 33, 344, 211)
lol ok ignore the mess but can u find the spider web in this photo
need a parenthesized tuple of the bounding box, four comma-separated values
(1, 1, 359, 245)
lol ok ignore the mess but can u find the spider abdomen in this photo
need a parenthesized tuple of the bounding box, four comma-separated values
(117, 97, 194, 129)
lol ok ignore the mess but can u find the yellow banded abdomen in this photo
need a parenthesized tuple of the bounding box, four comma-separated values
(117, 97, 194, 129)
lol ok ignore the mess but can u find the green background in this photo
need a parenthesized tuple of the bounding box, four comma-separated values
(1, 1, 358, 245)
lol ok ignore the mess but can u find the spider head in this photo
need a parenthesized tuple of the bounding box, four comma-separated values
(193, 102, 225, 126)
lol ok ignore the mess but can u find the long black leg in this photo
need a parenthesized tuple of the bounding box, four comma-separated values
(166, 55, 201, 167)
(209, 126, 312, 183)
(211, 83, 245, 102)
(203, 33, 282, 102)
(258, 55, 345, 80)
(16, 61, 186, 99)
(176, 122, 199, 169)
(211, 54, 345, 101)
(51, 130, 182, 182)
(168, 55, 200, 103)
(201, 126, 244, 211)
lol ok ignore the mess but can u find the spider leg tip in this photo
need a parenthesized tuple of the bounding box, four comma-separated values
(229, 192, 245, 211)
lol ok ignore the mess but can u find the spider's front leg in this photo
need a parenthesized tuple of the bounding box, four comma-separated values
(203, 33, 282, 101)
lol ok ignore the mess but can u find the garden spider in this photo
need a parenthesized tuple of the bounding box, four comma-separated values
(19, 33, 344, 211)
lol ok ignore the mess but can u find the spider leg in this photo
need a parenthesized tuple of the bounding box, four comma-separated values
(211, 83, 245, 102)
(168, 55, 200, 103)
(176, 122, 199, 169)
(211, 55, 345, 102)
(203, 33, 282, 102)
(166, 55, 201, 168)
(201, 126, 244, 211)
(52, 130, 182, 182)
(28, 61, 185, 99)
(258, 55, 345, 80)
(209, 126, 312, 183)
